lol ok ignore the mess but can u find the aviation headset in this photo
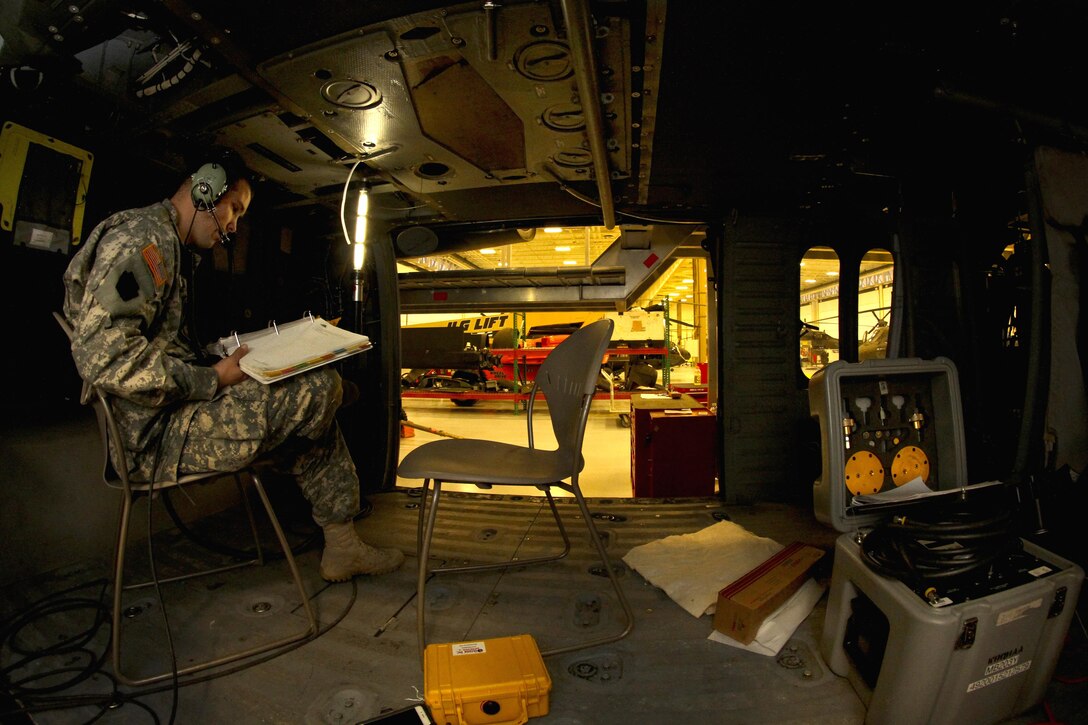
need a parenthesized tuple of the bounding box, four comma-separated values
(190, 162, 229, 211)
(183, 156, 242, 359)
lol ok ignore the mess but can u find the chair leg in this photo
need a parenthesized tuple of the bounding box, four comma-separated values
(111, 472, 318, 687)
(415, 478, 431, 561)
(415, 482, 590, 661)
(427, 488, 573, 576)
(538, 483, 635, 657)
(233, 472, 265, 566)
(110, 494, 134, 686)
(125, 485, 264, 588)
(417, 478, 443, 663)
(249, 470, 317, 637)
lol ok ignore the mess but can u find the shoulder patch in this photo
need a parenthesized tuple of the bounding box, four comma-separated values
(141, 243, 167, 288)
(94, 248, 160, 317)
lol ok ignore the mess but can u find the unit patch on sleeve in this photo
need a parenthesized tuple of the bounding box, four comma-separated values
(95, 247, 160, 316)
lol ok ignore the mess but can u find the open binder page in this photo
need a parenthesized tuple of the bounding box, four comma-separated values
(213, 316, 372, 385)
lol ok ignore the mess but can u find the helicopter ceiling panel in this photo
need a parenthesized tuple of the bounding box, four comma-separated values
(257, 1, 636, 201)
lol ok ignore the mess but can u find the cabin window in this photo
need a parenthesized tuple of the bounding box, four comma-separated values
(799, 246, 839, 377)
(858, 248, 894, 360)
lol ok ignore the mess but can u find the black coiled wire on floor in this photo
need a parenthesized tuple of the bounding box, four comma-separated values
(859, 499, 1022, 589)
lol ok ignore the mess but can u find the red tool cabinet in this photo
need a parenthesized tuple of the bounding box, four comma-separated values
(630, 393, 717, 497)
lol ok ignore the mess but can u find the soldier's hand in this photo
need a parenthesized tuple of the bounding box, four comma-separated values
(214, 344, 250, 389)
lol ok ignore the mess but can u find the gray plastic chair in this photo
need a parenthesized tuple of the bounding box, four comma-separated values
(53, 312, 317, 686)
(398, 318, 634, 659)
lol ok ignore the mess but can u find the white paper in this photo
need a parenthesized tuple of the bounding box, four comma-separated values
(851, 476, 932, 505)
(851, 478, 1005, 507)
(240, 321, 367, 370)
(209, 316, 371, 384)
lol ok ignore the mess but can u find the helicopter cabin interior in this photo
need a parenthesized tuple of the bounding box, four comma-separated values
(1, 1, 1087, 723)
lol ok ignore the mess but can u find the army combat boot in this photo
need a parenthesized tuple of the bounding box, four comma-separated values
(319, 521, 405, 582)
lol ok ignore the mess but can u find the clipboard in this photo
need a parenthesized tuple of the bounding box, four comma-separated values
(210, 313, 373, 384)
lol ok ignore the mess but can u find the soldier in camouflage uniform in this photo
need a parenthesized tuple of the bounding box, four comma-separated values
(62, 160, 403, 582)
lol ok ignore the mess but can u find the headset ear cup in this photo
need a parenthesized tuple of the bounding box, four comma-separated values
(190, 162, 229, 210)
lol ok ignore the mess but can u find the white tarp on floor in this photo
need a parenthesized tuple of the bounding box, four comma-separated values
(623, 519, 825, 656)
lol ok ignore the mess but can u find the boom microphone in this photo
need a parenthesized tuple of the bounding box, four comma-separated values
(207, 206, 233, 246)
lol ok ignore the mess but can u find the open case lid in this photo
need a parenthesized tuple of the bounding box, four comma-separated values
(808, 357, 972, 533)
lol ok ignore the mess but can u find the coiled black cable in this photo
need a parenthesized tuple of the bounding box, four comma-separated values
(0, 578, 161, 723)
(1, 579, 110, 695)
(860, 500, 1022, 589)
(1, 573, 359, 723)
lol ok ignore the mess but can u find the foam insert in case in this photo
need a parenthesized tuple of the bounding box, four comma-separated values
(808, 356, 969, 532)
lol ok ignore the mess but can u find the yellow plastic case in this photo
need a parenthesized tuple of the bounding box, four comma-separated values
(423, 634, 551, 725)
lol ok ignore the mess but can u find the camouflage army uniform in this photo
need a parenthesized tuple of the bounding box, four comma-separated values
(62, 200, 360, 525)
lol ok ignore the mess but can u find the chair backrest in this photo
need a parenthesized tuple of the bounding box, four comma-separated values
(53, 311, 129, 490)
(52, 311, 88, 395)
(530, 318, 613, 468)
